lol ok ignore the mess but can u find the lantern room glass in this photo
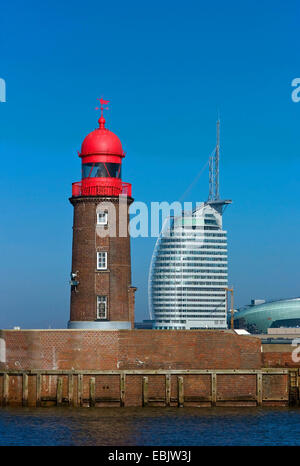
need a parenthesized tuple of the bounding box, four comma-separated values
(82, 162, 122, 179)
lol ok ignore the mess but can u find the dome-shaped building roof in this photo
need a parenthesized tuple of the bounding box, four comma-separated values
(80, 116, 124, 157)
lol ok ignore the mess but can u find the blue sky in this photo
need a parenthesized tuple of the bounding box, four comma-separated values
(0, 0, 299, 328)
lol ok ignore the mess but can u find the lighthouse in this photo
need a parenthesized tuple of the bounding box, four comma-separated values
(68, 99, 136, 329)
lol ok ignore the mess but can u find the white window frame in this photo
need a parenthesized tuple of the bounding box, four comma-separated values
(97, 210, 108, 225)
(97, 251, 108, 270)
(97, 295, 108, 320)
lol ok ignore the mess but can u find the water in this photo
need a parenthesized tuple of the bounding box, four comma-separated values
(0, 407, 300, 446)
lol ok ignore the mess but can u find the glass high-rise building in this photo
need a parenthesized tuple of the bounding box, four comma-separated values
(149, 201, 230, 329)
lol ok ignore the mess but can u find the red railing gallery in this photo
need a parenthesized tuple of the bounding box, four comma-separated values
(72, 181, 132, 198)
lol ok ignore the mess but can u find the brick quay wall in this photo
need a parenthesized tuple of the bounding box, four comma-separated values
(0, 329, 298, 407)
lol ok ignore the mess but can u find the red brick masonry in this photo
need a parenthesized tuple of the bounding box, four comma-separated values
(0, 330, 297, 407)
(0, 329, 261, 371)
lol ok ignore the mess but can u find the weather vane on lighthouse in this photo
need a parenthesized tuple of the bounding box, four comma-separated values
(96, 97, 110, 117)
(95, 98, 110, 129)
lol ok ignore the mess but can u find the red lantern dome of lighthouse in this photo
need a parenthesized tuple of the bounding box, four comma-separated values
(80, 116, 125, 157)
(72, 99, 131, 198)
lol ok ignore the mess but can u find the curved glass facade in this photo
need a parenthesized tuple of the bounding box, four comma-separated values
(234, 298, 300, 333)
(149, 203, 228, 329)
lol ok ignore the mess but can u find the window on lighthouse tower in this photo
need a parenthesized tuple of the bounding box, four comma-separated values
(97, 252, 107, 270)
(97, 211, 108, 225)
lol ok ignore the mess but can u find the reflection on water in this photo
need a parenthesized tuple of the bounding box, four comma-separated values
(0, 407, 299, 446)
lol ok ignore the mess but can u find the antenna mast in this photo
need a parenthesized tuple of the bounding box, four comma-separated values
(208, 155, 214, 201)
(208, 118, 220, 201)
(207, 117, 232, 214)
(215, 118, 220, 200)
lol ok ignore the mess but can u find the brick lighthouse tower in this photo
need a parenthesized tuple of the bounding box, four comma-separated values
(68, 99, 136, 329)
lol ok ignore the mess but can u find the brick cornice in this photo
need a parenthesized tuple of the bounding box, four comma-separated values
(69, 196, 134, 206)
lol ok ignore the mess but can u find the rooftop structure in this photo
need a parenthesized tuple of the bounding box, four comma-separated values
(72, 98, 131, 198)
(234, 297, 300, 334)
